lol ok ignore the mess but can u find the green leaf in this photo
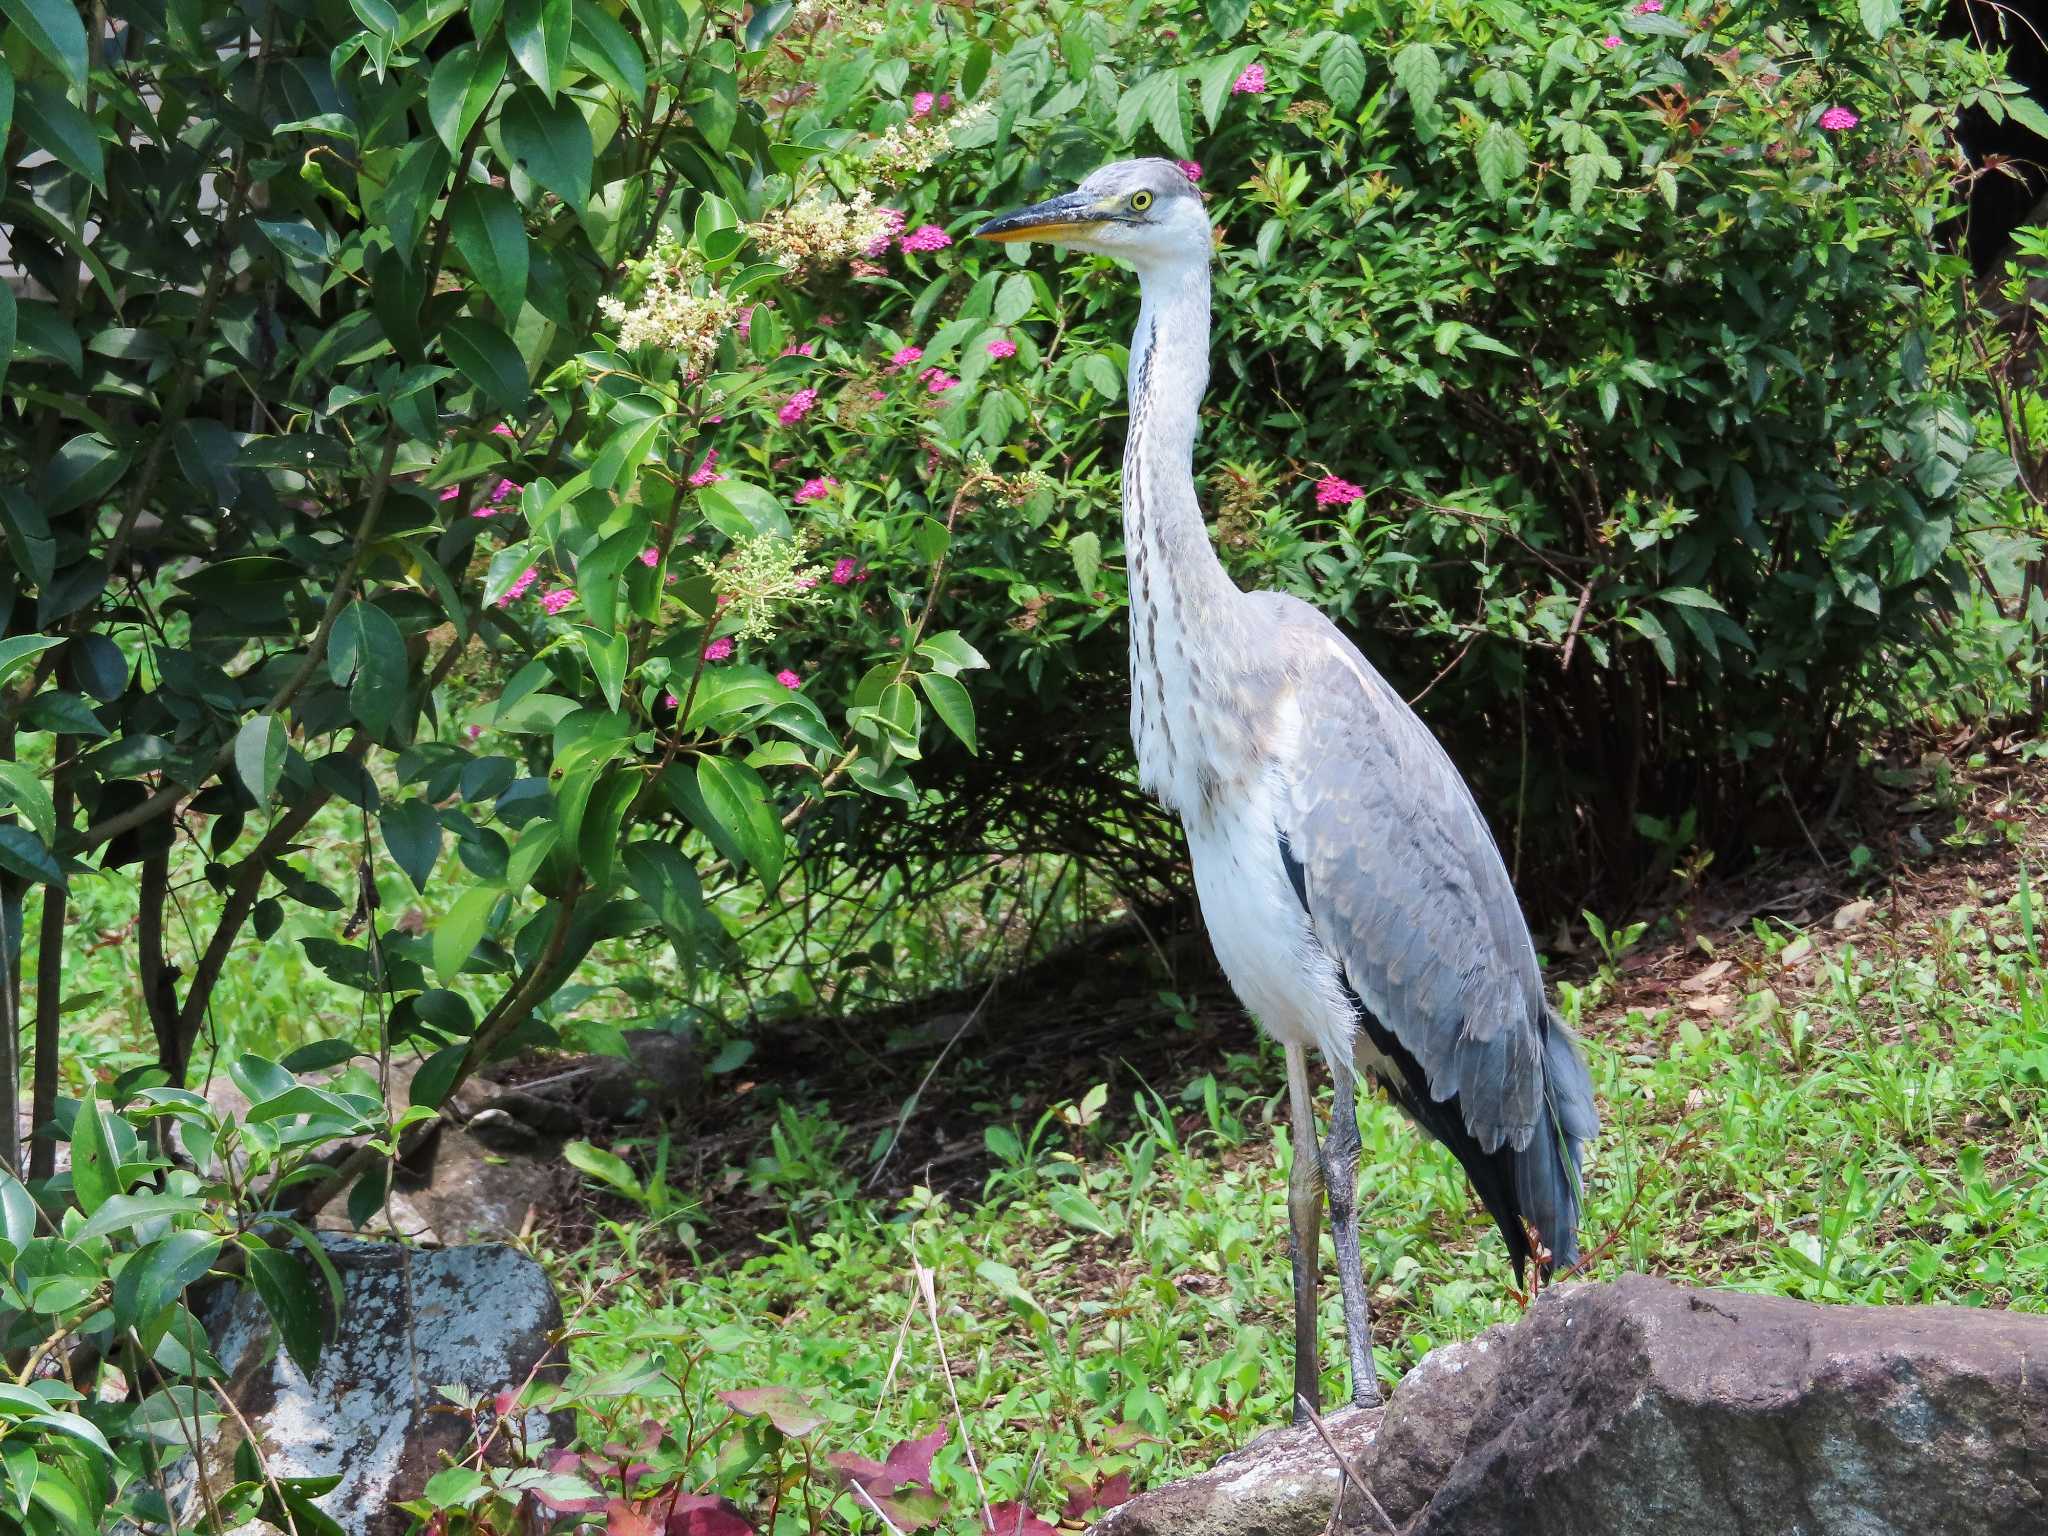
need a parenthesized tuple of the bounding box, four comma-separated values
(1475, 120, 1528, 200)
(1658, 586, 1724, 611)
(73, 1192, 203, 1243)
(0, 634, 63, 690)
(69, 1088, 117, 1213)
(39, 433, 129, 515)
(234, 714, 286, 804)
(915, 631, 988, 676)
(499, 88, 592, 213)
(381, 799, 443, 893)
(917, 672, 976, 754)
(697, 478, 790, 538)
(0, 0, 88, 92)
(695, 756, 782, 888)
(244, 1242, 327, 1378)
(2006, 94, 2048, 141)
(622, 840, 706, 954)
(563, 1138, 641, 1198)
(409, 1042, 468, 1110)
(506, 0, 573, 99)
(1046, 1184, 1117, 1236)
(0, 1170, 36, 1253)
(1207, 0, 1251, 39)
(1391, 42, 1441, 129)
(328, 601, 409, 738)
(1321, 33, 1366, 116)
(451, 183, 530, 321)
(434, 885, 502, 983)
(349, 0, 400, 35)
(1068, 529, 1101, 595)
(442, 315, 531, 411)
(377, 138, 449, 262)
(429, 41, 507, 156)
(1857, 0, 1899, 39)
(0, 282, 14, 398)
(0, 826, 63, 890)
(0, 761, 54, 845)
(571, 2, 647, 100)
(114, 1231, 222, 1330)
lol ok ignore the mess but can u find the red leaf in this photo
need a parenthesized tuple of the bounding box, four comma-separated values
(884, 1428, 948, 1487)
(663, 1493, 756, 1536)
(719, 1386, 826, 1437)
(984, 1502, 1059, 1536)
(827, 1450, 892, 1485)
(1063, 1471, 1133, 1519)
(607, 1498, 662, 1536)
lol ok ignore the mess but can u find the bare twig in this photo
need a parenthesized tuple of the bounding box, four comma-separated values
(1294, 1395, 1396, 1536)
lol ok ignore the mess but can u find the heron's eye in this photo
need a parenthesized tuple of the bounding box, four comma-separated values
(1130, 190, 1154, 213)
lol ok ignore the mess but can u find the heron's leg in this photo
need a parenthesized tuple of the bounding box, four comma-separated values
(1283, 1041, 1324, 1423)
(1322, 1071, 1382, 1408)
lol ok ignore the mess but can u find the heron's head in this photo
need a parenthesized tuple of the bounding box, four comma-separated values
(974, 158, 1208, 274)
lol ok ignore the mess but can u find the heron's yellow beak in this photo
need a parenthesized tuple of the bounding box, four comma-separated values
(973, 190, 1107, 244)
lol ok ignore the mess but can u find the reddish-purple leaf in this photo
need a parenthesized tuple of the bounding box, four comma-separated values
(885, 1427, 948, 1487)
(664, 1493, 755, 1536)
(1063, 1471, 1133, 1519)
(607, 1499, 661, 1536)
(984, 1501, 1059, 1536)
(719, 1386, 826, 1437)
(828, 1450, 892, 1484)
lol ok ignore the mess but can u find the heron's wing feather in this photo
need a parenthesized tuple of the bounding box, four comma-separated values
(1266, 599, 1547, 1155)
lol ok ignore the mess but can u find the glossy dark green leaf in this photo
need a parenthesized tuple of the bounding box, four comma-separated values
(378, 138, 449, 261)
(234, 714, 286, 804)
(451, 184, 530, 322)
(409, 1041, 469, 1110)
(19, 82, 102, 191)
(507, 0, 573, 100)
(695, 755, 782, 888)
(244, 1242, 327, 1378)
(20, 689, 108, 737)
(433, 885, 501, 983)
(0, 281, 13, 397)
(0, 0, 88, 92)
(428, 41, 507, 156)
(38, 433, 130, 514)
(328, 601, 408, 738)
(570, 1, 646, 100)
(380, 798, 443, 893)
(0, 825, 64, 890)
(69, 1087, 116, 1213)
(65, 633, 126, 701)
(499, 88, 592, 213)
(0, 486, 54, 586)
(441, 315, 531, 411)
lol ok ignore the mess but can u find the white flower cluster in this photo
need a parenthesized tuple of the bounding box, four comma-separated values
(866, 102, 992, 184)
(598, 234, 738, 371)
(746, 189, 895, 280)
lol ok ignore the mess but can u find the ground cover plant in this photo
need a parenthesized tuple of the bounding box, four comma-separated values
(2, 0, 2048, 1529)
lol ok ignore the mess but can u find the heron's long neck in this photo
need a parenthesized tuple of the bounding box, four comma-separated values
(1124, 259, 1231, 616)
(1124, 257, 1245, 815)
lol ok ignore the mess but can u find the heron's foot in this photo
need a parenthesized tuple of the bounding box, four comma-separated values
(1351, 1379, 1384, 1411)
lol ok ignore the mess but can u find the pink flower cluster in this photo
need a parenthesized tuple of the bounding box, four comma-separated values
(689, 449, 726, 486)
(1602, 34, 1622, 47)
(541, 587, 576, 616)
(1233, 62, 1265, 94)
(794, 476, 838, 503)
(776, 669, 802, 689)
(889, 345, 924, 370)
(986, 337, 1017, 359)
(737, 305, 756, 339)
(920, 367, 958, 394)
(703, 636, 734, 662)
(900, 224, 952, 254)
(777, 388, 820, 425)
(831, 557, 859, 585)
(639, 547, 660, 567)
(913, 91, 936, 117)
(864, 208, 908, 257)
(782, 341, 815, 357)
(1314, 475, 1366, 507)
(1177, 161, 1203, 183)
(1819, 105, 1858, 132)
(1633, 0, 1662, 10)
(501, 567, 538, 605)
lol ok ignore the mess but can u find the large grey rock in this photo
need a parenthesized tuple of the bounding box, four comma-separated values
(1373, 1273, 2048, 1535)
(1089, 1406, 1381, 1536)
(197, 1239, 567, 1536)
(1092, 1276, 2048, 1536)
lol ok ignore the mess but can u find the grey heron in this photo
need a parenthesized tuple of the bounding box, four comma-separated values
(975, 160, 1600, 1415)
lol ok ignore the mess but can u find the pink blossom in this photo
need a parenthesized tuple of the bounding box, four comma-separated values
(663, 692, 679, 710)
(777, 387, 820, 426)
(912, 91, 935, 117)
(736, 305, 755, 339)
(707, 414, 724, 424)
(639, 547, 659, 567)
(465, 724, 483, 741)
(855, 568, 870, 583)
(795, 573, 819, 590)
(492, 422, 515, 437)
(986, 337, 1017, 359)
(775, 669, 802, 689)
(439, 485, 461, 502)
(471, 504, 498, 519)
(1601, 33, 1622, 46)
(1233, 62, 1266, 94)
(794, 476, 838, 503)
(831, 556, 857, 585)
(702, 636, 734, 661)
(921, 367, 958, 394)
(1633, 0, 1662, 10)
(491, 479, 520, 502)
(868, 389, 885, 400)
(689, 449, 725, 487)
(501, 566, 538, 605)
(541, 587, 576, 615)
(782, 341, 816, 357)
(1315, 475, 1366, 507)
(1176, 161, 1203, 183)
(863, 208, 908, 257)
(889, 345, 924, 370)
(936, 93, 952, 111)
(1819, 105, 1859, 132)
(899, 225, 952, 254)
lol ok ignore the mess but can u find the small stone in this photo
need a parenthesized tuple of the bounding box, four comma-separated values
(1832, 898, 1876, 931)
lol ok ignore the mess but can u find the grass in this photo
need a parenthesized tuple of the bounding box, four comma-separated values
(518, 845, 2048, 1528)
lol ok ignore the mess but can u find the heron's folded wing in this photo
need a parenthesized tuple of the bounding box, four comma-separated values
(1279, 633, 1549, 1155)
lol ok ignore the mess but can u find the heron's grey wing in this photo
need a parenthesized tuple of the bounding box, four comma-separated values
(1269, 603, 1548, 1156)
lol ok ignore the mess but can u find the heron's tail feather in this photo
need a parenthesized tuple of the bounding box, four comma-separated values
(1513, 1007, 1599, 1275)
